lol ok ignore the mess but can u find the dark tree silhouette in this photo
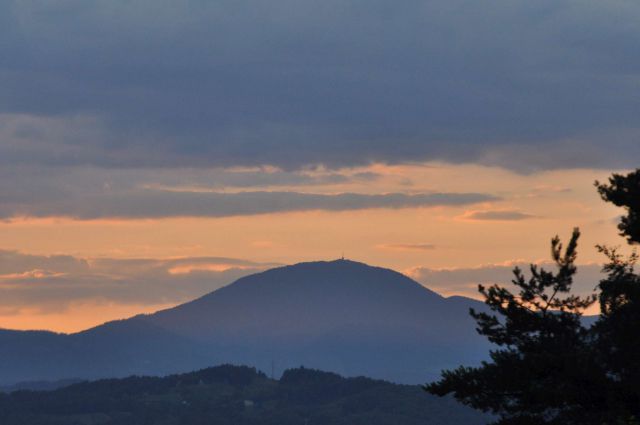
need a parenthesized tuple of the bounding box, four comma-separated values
(426, 169, 640, 424)
(596, 169, 640, 245)
(425, 229, 606, 424)
(594, 170, 640, 421)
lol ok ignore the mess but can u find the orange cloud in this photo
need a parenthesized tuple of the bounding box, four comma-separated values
(167, 263, 258, 275)
(376, 243, 436, 251)
(459, 209, 537, 221)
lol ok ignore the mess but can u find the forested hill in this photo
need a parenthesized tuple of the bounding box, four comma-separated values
(0, 365, 487, 425)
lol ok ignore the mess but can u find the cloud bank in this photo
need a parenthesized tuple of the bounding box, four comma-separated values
(409, 261, 603, 299)
(462, 210, 537, 221)
(1, 179, 497, 219)
(1, 1, 639, 172)
(0, 250, 276, 313)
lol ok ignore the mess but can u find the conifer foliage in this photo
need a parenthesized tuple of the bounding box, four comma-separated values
(597, 170, 640, 245)
(594, 170, 640, 421)
(426, 169, 640, 425)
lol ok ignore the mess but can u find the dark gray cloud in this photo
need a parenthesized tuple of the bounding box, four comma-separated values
(0, 250, 277, 312)
(377, 243, 436, 251)
(0, 183, 497, 219)
(0, 163, 379, 204)
(410, 261, 603, 299)
(1, 0, 639, 171)
(0, 163, 490, 219)
(0, 250, 89, 275)
(464, 210, 537, 221)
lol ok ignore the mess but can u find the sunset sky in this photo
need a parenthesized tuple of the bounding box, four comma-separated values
(1, 0, 638, 332)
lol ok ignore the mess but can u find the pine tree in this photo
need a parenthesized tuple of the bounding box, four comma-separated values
(425, 169, 640, 424)
(594, 171, 640, 421)
(596, 170, 640, 245)
(425, 229, 605, 424)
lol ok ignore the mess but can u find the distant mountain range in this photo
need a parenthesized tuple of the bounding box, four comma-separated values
(0, 260, 491, 386)
(0, 364, 489, 425)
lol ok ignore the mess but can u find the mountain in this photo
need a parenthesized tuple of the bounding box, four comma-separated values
(0, 364, 489, 425)
(0, 260, 491, 385)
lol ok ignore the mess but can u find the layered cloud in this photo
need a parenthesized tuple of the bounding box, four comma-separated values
(461, 209, 537, 221)
(0, 159, 501, 220)
(0, 250, 277, 313)
(408, 261, 603, 300)
(1, 1, 639, 171)
(1, 183, 496, 219)
(376, 243, 436, 251)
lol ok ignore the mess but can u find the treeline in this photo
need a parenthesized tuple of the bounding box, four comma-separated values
(0, 365, 486, 425)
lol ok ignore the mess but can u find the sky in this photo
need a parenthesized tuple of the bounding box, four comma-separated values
(1, 0, 638, 332)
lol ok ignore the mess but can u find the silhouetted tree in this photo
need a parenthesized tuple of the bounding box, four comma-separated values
(426, 169, 640, 424)
(594, 170, 640, 422)
(425, 229, 607, 424)
(596, 170, 640, 245)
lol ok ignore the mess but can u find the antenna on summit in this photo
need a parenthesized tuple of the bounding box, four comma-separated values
(341, 252, 345, 260)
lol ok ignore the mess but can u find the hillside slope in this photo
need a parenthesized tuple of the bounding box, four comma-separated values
(0, 365, 489, 425)
(0, 260, 491, 385)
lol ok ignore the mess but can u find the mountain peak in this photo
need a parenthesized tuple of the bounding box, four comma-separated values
(145, 258, 447, 341)
(217, 258, 440, 295)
